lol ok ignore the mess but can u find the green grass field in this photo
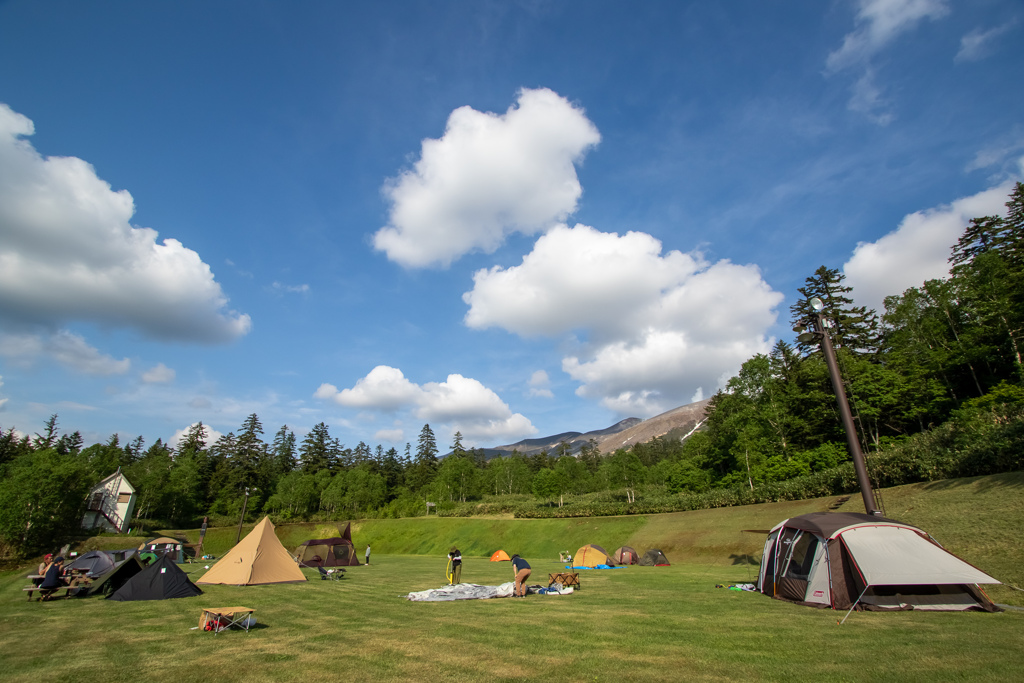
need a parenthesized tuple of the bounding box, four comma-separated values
(3, 472, 1022, 682)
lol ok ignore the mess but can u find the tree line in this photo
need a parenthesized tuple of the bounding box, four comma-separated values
(1, 183, 1021, 556)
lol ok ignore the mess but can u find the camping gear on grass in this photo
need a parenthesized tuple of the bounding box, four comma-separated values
(108, 554, 203, 601)
(200, 606, 256, 633)
(317, 566, 344, 580)
(639, 549, 670, 566)
(197, 516, 306, 586)
(295, 522, 362, 567)
(573, 544, 615, 568)
(758, 512, 1000, 612)
(490, 550, 510, 562)
(613, 546, 640, 565)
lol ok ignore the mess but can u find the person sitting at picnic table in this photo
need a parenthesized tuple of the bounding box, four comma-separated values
(33, 554, 53, 586)
(510, 554, 531, 598)
(38, 556, 66, 598)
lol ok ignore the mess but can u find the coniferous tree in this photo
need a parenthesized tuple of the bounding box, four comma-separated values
(270, 425, 298, 476)
(791, 266, 880, 354)
(34, 414, 60, 450)
(300, 422, 334, 473)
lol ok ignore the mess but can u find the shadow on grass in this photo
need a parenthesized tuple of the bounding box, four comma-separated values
(729, 553, 759, 566)
(916, 472, 1024, 495)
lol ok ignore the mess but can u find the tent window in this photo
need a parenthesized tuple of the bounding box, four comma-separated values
(784, 533, 819, 581)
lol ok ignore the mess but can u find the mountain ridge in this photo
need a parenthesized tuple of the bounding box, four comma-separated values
(470, 398, 713, 458)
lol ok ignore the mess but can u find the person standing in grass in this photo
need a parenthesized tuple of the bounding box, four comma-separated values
(510, 554, 531, 598)
(448, 547, 462, 585)
(365, 545, 371, 565)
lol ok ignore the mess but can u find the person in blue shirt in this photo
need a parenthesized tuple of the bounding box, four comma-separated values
(38, 556, 66, 599)
(510, 554, 531, 598)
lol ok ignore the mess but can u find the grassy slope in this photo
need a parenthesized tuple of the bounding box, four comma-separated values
(2, 472, 1023, 682)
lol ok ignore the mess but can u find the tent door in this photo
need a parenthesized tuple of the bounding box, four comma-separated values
(758, 530, 780, 594)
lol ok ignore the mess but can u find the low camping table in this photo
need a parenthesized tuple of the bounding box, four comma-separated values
(548, 573, 580, 590)
(200, 606, 256, 634)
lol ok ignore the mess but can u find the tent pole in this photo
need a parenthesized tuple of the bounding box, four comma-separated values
(838, 586, 869, 625)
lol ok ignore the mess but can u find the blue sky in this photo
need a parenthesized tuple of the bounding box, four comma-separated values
(0, 0, 1022, 451)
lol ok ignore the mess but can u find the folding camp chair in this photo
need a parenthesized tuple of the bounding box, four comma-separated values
(317, 567, 343, 581)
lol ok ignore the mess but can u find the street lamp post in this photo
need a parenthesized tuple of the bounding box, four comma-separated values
(796, 298, 881, 516)
(235, 487, 255, 544)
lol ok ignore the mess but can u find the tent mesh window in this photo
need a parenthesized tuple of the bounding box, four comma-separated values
(783, 533, 819, 581)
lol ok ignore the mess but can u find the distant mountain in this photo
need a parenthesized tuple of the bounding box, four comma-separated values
(592, 398, 712, 454)
(468, 398, 713, 459)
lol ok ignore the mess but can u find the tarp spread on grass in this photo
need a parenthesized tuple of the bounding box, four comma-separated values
(406, 582, 574, 601)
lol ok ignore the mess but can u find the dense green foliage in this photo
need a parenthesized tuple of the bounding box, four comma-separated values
(1, 185, 1022, 555)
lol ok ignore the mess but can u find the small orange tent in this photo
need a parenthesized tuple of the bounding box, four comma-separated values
(197, 516, 306, 585)
(490, 550, 510, 562)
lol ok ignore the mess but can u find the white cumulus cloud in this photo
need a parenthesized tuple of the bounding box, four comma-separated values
(0, 103, 251, 342)
(528, 370, 553, 399)
(844, 172, 1019, 313)
(0, 330, 130, 376)
(464, 224, 783, 416)
(373, 88, 601, 268)
(315, 366, 536, 445)
(141, 362, 176, 384)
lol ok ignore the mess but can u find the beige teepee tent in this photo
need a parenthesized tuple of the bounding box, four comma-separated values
(197, 516, 306, 585)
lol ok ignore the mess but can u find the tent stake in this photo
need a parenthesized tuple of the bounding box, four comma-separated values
(838, 587, 869, 625)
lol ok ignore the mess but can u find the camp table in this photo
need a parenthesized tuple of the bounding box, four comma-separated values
(200, 607, 256, 634)
(548, 572, 580, 590)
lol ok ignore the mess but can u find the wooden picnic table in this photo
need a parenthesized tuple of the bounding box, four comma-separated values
(23, 576, 91, 601)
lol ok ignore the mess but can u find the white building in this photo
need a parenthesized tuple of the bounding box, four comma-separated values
(81, 470, 136, 533)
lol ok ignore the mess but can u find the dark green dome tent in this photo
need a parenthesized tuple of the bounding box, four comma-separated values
(108, 554, 203, 601)
(639, 549, 670, 566)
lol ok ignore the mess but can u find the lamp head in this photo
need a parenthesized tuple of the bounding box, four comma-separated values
(810, 297, 824, 312)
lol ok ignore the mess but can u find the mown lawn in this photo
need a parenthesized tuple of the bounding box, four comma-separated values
(5, 472, 1022, 681)
(1, 552, 1022, 682)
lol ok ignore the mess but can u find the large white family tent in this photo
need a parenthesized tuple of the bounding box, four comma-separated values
(197, 516, 306, 586)
(758, 512, 1000, 612)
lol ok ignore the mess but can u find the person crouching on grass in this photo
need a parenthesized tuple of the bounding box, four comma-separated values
(510, 554, 531, 598)
(448, 547, 462, 585)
